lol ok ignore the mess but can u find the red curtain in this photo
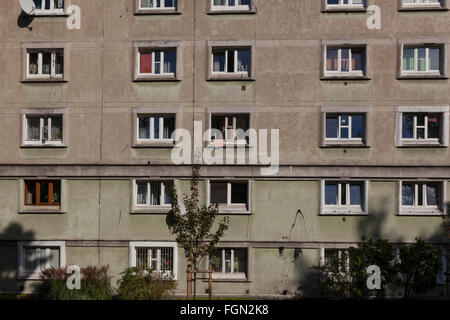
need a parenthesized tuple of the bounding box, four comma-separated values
(140, 52, 152, 74)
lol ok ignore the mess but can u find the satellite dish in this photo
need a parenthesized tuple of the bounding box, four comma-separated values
(19, 0, 36, 15)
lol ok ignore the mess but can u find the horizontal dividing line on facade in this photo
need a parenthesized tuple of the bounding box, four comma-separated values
(0, 240, 448, 248)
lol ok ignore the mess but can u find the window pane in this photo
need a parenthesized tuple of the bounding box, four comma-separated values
(224, 249, 231, 273)
(417, 48, 426, 71)
(237, 50, 250, 73)
(402, 184, 414, 206)
(213, 51, 225, 72)
(27, 117, 40, 141)
(160, 247, 173, 273)
(49, 248, 60, 269)
(39, 248, 47, 271)
(211, 116, 225, 140)
(55, 52, 63, 75)
(427, 114, 440, 139)
(210, 250, 222, 272)
(34, 0, 43, 9)
(163, 181, 173, 205)
(326, 49, 338, 71)
(29, 53, 38, 75)
(231, 183, 247, 204)
(138, 117, 150, 139)
(150, 182, 161, 205)
(153, 117, 160, 139)
(341, 49, 350, 72)
(54, 0, 64, 9)
(349, 184, 362, 205)
(25, 181, 36, 205)
(24, 248, 37, 272)
(325, 183, 337, 205)
(403, 48, 415, 71)
(40, 181, 49, 204)
(428, 48, 440, 71)
(402, 114, 414, 139)
(210, 182, 227, 204)
(426, 183, 439, 206)
(164, 51, 176, 74)
(154, 51, 161, 74)
(351, 115, 364, 139)
(163, 116, 175, 140)
(51, 116, 62, 141)
(42, 52, 51, 75)
(52, 181, 60, 204)
(233, 249, 247, 273)
(326, 115, 338, 138)
(227, 50, 235, 73)
(137, 182, 148, 205)
(351, 49, 364, 71)
(139, 52, 152, 74)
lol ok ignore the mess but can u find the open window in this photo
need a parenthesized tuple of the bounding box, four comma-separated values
(209, 248, 248, 280)
(210, 114, 249, 147)
(209, 180, 250, 213)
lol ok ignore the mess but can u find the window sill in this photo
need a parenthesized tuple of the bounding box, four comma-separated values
(133, 76, 180, 82)
(320, 210, 367, 216)
(134, 10, 181, 15)
(207, 10, 256, 15)
(207, 76, 255, 82)
(132, 141, 176, 148)
(33, 13, 69, 17)
(397, 142, 446, 148)
(399, 6, 448, 12)
(398, 210, 444, 216)
(131, 206, 172, 214)
(218, 207, 251, 215)
(204, 274, 248, 282)
(321, 76, 371, 81)
(321, 7, 367, 13)
(17, 273, 44, 280)
(205, 142, 252, 148)
(21, 144, 67, 149)
(19, 207, 64, 214)
(21, 78, 68, 83)
(321, 141, 368, 148)
(397, 74, 447, 80)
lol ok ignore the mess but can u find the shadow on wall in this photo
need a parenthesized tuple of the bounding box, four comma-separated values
(0, 222, 35, 293)
(17, 12, 34, 30)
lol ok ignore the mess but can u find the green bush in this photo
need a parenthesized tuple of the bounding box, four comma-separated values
(116, 267, 177, 300)
(35, 265, 113, 300)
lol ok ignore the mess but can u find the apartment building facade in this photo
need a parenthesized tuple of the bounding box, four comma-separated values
(0, 0, 449, 298)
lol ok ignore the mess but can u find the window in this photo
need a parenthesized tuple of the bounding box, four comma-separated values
(138, 49, 177, 76)
(325, 47, 365, 77)
(209, 248, 247, 280)
(33, 0, 65, 15)
(27, 49, 64, 79)
(139, 0, 177, 9)
(209, 181, 249, 212)
(320, 248, 350, 273)
(402, 113, 440, 142)
(322, 181, 368, 215)
(18, 241, 65, 279)
(211, 0, 251, 11)
(325, 114, 365, 142)
(130, 242, 178, 279)
(210, 114, 249, 146)
(135, 181, 173, 206)
(326, 0, 365, 8)
(402, 46, 443, 75)
(137, 115, 175, 141)
(23, 115, 63, 146)
(400, 181, 444, 214)
(212, 48, 251, 75)
(402, 0, 443, 7)
(24, 180, 61, 206)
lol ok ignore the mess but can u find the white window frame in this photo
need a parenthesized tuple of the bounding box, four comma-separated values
(139, 0, 177, 10)
(325, 114, 364, 142)
(209, 114, 249, 146)
(211, 0, 251, 11)
(401, 113, 441, 142)
(401, 46, 442, 75)
(26, 50, 64, 79)
(33, 0, 65, 15)
(402, 0, 443, 8)
(17, 241, 66, 280)
(211, 48, 250, 76)
(208, 248, 248, 280)
(129, 241, 178, 280)
(399, 181, 445, 215)
(207, 180, 250, 213)
(137, 50, 176, 77)
(320, 248, 350, 272)
(134, 180, 173, 207)
(136, 115, 175, 142)
(326, 0, 365, 9)
(324, 47, 365, 77)
(321, 180, 369, 215)
(23, 114, 63, 146)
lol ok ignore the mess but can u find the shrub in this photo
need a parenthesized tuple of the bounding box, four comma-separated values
(116, 267, 177, 300)
(35, 265, 113, 300)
